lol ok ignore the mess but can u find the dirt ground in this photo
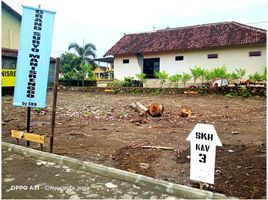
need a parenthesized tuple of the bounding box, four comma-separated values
(2, 90, 266, 199)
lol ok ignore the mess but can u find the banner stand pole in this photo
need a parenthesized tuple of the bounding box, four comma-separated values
(26, 107, 31, 147)
(50, 57, 60, 153)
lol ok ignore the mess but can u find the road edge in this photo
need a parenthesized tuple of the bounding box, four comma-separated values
(2, 142, 231, 199)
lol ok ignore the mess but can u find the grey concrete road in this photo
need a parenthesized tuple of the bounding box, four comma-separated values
(2, 150, 178, 199)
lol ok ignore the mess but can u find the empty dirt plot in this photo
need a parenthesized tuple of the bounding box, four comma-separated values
(2, 90, 266, 199)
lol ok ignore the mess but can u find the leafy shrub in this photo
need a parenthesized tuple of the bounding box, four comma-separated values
(210, 66, 228, 80)
(181, 73, 192, 88)
(235, 68, 246, 82)
(169, 74, 181, 88)
(155, 71, 169, 87)
(190, 66, 206, 84)
(169, 74, 181, 82)
(135, 73, 147, 84)
(249, 72, 264, 82)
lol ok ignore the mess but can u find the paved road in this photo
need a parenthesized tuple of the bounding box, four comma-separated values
(2, 150, 177, 199)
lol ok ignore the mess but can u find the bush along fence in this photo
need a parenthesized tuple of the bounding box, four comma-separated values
(58, 85, 266, 97)
(59, 80, 97, 87)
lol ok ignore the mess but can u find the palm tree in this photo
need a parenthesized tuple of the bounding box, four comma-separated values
(68, 42, 97, 86)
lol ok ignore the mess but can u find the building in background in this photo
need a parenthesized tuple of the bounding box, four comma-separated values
(2, 1, 21, 49)
(1, 1, 55, 87)
(94, 56, 114, 80)
(104, 22, 266, 83)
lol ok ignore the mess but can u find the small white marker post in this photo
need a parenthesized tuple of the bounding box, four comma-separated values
(186, 123, 222, 189)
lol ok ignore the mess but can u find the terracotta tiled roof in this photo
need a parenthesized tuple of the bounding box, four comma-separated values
(104, 22, 266, 57)
(2, 48, 18, 58)
(2, 48, 56, 63)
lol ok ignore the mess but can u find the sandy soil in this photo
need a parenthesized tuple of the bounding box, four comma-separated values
(2, 90, 266, 199)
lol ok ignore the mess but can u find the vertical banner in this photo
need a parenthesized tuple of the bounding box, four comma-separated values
(13, 6, 55, 108)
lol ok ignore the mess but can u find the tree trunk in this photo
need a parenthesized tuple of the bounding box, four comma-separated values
(148, 103, 164, 117)
(130, 102, 164, 117)
(130, 102, 148, 115)
(82, 79, 85, 87)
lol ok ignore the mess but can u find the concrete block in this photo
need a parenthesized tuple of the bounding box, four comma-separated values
(62, 156, 83, 169)
(2, 142, 229, 199)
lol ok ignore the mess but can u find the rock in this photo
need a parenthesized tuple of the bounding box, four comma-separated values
(105, 182, 118, 189)
(47, 162, 55, 166)
(65, 188, 76, 195)
(86, 194, 99, 198)
(3, 178, 15, 182)
(120, 194, 133, 199)
(139, 163, 150, 169)
(232, 131, 239, 135)
(132, 185, 140, 189)
(70, 194, 80, 199)
(180, 107, 192, 117)
(164, 196, 178, 200)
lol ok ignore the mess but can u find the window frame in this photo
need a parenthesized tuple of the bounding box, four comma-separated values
(249, 51, 261, 57)
(207, 54, 218, 59)
(123, 59, 129, 64)
(175, 56, 184, 61)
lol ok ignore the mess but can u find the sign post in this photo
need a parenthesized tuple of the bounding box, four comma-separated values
(12, 5, 55, 148)
(186, 123, 222, 186)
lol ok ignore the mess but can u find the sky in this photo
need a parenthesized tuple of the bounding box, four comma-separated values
(3, 0, 267, 58)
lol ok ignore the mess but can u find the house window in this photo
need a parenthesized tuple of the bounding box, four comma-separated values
(175, 56, 184, 61)
(123, 59, 129, 64)
(208, 54, 218, 59)
(249, 51, 261, 57)
(143, 58, 160, 79)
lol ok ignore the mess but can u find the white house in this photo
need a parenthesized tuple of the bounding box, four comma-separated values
(104, 22, 266, 84)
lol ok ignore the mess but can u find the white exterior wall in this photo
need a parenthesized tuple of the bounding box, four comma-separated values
(114, 56, 142, 80)
(114, 45, 266, 80)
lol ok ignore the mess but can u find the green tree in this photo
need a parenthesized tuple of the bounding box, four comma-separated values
(169, 74, 181, 88)
(190, 66, 206, 85)
(79, 61, 93, 85)
(68, 42, 97, 86)
(155, 71, 169, 87)
(181, 73, 192, 88)
(235, 68, 246, 82)
(59, 52, 79, 80)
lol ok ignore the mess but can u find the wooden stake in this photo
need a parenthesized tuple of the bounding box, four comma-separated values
(142, 146, 174, 150)
(199, 182, 205, 190)
(49, 57, 60, 153)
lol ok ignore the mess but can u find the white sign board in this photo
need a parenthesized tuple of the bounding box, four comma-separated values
(186, 123, 222, 184)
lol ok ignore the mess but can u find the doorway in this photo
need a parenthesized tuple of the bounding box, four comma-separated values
(143, 58, 160, 78)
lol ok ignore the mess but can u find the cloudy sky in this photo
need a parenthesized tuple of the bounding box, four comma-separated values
(3, 0, 267, 58)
